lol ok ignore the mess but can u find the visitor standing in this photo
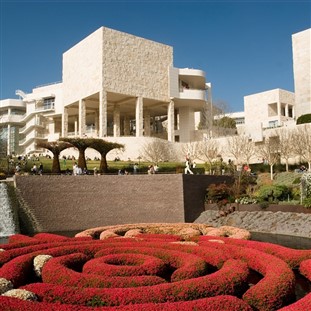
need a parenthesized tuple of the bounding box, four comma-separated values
(38, 163, 43, 175)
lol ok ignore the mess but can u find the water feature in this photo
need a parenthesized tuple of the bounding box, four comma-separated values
(0, 182, 19, 238)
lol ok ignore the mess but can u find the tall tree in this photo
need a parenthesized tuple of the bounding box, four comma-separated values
(196, 139, 221, 174)
(292, 124, 311, 170)
(226, 135, 245, 167)
(141, 139, 176, 163)
(257, 136, 280, 180)
(275, 128, 295, 172)
(89, 139, 124, 173)
(36, 141, 72, 173)
(181, 142, 200, 162)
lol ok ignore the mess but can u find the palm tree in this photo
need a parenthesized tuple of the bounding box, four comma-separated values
(36, 141, 72, 173)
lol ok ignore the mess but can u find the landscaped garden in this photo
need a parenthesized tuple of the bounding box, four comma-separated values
(0, 223, 310, 310)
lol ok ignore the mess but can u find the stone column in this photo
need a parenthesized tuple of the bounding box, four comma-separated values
(79, 99, 86, 136)
(285, 104, 289, 117)
(99, 91, 107, 137)
(144, 109, 151, 136)
(74, 119, 78, 137)
(113, 104, 121, 137)
(7, 124, 11, 155)
(124, 115, 130, 136)
(277, 101, 281, 116)
(179, 106, 194, 143)
(94, 111, 99, 136)
(167, 100, 175, 142)
(62, 107, 68, 137)
(135, 96, 143, 137)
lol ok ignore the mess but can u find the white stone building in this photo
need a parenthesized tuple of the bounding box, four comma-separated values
(244, 88, 295, 142)
(0, 99, 26, 155)
(0, 26, 210, 158)
(0, 27, 310, 162)
(292, 28, 311, 118)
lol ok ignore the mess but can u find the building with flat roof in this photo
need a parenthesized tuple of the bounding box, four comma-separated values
(0, 99, 26, 155)
(1, 27, 310, 163)
(292, 28, 311, 118)
(1, 26, 210, 157)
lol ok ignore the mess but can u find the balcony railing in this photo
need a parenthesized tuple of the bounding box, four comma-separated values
(35, 103, 55, 111)
(178, 88, 206, 101)
(19, 133, 47, 145)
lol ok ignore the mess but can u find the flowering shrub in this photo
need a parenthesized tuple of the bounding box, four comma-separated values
(235, 196, 258, 204)
(0, 228, 310, 310)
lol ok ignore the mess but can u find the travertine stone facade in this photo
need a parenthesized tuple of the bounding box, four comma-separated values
(244, 89, 295, 142)
(63, 28, 103, 105)
(102, 27, 173, 101)
(292, 28, 311, 118)
(63, 27, 173, 106)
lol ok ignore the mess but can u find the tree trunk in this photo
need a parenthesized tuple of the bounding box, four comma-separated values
(78, 148, 87, 169)
(100, 153, 108, 173)
(270, 164, 274, 180)
(285, 159, 289, 172)
(52, 152, 61, 174)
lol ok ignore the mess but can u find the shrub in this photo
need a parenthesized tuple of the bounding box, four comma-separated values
(302, 197, 311, 209)
(301, 172, 311, 198)
(206, 183, 232, 207)
(256, 184, 292, 202)
(259, 201, 269, 209)
(297, 113, 311, 124)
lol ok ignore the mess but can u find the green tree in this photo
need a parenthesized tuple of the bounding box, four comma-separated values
(296, 113, 311, 124)
(89, 139, 124, 173)
(36, 141, 72, 173)
(60, 138, 93, 170)
(213, 116, 237, 129)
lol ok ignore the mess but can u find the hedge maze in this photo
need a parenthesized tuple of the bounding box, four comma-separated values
(0, 224, 310, 310)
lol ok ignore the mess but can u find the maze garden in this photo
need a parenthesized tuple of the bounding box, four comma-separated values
(0, 223, 310, 311)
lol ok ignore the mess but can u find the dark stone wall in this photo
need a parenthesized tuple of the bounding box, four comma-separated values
(182, 175, 233, 222)
(14, 174, 231, 233)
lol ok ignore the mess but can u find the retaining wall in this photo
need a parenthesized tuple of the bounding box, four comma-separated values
(14, 174, 231, 233)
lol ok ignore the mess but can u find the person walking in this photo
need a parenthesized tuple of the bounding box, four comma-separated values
(184, 159, 194, 174)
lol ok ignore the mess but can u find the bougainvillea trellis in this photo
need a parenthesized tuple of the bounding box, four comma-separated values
(0, 230, 310, 311)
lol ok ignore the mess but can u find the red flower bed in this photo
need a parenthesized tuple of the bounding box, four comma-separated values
(0, 232, 310, 311)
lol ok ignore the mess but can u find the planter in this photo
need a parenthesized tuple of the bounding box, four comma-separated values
(205, 203, 311, 214)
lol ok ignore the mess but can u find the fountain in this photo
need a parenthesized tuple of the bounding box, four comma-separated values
(0, 182, 19, 238)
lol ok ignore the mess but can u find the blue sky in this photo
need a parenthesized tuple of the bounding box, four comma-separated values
(0, 0, 310, 112)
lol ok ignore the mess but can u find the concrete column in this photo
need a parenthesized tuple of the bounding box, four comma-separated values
(179, 106, 195, 143)
(62, 107, 68, 137)
(144, 109, 151, 136)
(99, 91, 107, 137)
(74, 119, 78, 137)
(167, 100, 175, 142)
(94, 111, 99, 136)
(113, 104, 121, 137)
(277, 101, 281, 116)
(135, 96, 143, 137)
(79, 99, 86, 136)
(124, 115, 130, 135)
(152, 117, 157, 133)
(7, 124, 11, 155)
(285, 104, 289, 117)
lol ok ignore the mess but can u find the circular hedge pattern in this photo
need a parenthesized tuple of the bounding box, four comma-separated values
(0, 224, 310, 311)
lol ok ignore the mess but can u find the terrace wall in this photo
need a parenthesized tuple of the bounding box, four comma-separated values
(14, 174, 231, 234)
